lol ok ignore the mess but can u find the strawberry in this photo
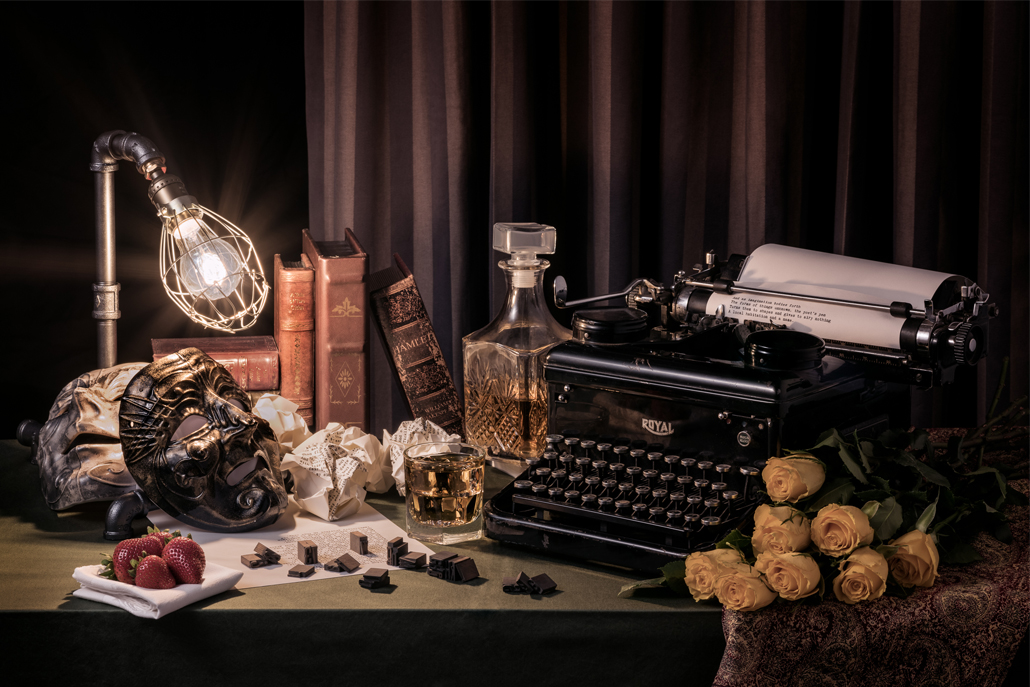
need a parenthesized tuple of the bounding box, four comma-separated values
(134, 555, 177, 590)
(162, 534, 206, 584)
(143, 526, 182, 554)
(100, 535, 164, 584)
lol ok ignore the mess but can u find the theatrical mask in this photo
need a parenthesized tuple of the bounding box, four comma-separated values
(119, 347, 288, 532)
(34, 362, 148, 511)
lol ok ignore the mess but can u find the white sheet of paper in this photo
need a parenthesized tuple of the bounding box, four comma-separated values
(706, 244, 959, 350)
(148, 500, 434, 590)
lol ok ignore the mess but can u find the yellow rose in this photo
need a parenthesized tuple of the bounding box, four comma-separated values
(832, 546, 888, 604)
(811, 503, 874, 557)
(714, 562, 777, 611)
(888, 529, 940, 588)
(683, 548, 742, 602)
(754, 551, 822, 601)
(761, 454, 826, 503)
(752, 504, 811, 554)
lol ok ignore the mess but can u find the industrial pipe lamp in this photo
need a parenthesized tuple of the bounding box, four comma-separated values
(90, 130, 269, 368)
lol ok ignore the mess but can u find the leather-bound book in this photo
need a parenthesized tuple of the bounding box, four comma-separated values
(151, 336, 279, 391)
(302, 228, 369, 432)
(369, 254, 464, 438)
(274, 253, 315, 425)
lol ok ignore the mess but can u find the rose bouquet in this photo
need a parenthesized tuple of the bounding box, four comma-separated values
(620, 391, 1027, 609)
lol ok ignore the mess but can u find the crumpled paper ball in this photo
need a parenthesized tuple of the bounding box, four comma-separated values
(279, 418, 463, 521)
(251, 394, 313, 454)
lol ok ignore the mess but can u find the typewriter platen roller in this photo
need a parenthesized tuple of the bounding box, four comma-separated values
(483, 244, 996, 571)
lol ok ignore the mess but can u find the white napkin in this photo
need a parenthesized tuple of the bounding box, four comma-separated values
(72, 562, 243, 619)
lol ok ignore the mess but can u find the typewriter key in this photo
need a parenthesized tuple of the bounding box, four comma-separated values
(532, 483, 549, 496)
(629, 449, 646, 467)
(680, 457, 697, 475)
(664, 454, 680, 471)
(649, 507, 665, 522)
(568, 473, 584, 487)
(596, 443, 613, 459)
(701, 515, 721, 528)
(642, 469, 659, 486)
(722, 490, 740, 514)
(660, 472, 677, 487)
(712, 482, 727, 493)
(716, 464, 732, 476)
(584, 476, 600, 492)
(686, 495, 702, 511)
(598, 497, 614, 511)
(694, 478, 710, 493)
(666, 509, 684, 525)
(591, 460, 608, 477)
(625, 466, 642, 483)
(697, 460, 714, 478)
(634, 485, 651, 502)
(514, 480, 533, 491)
(535, 467, 552, 482)
(683, 512, 700, 530)
(631, 503, 649, 519)
(580, 439, 597, 457)
(615, 499, 632, 514)
(601, 478, 617, 495)
(564, 490, 581, 504)
(676, 475, 693, 492)
(704, 498, 721, 514)
(548, 487, 564, 501)
(613, 446, 630, 465)
(580, 493, 598, 508)
(564, 437, 580, 455)
(551, 469, 568, 484)
(559, 453, 575, 471)
(740, 465, 760, 497)
(618, 482, 634, 496)
(525, 456, 541, 473)
(651, 488, 668, 503)
(546, 434, 564, 450)
(610, 463, 626, 479)
(668, 492, 685, 506)
(576, 456, 592, 473)
(647, 452, 663, 470)
(542, 451, 558, 469)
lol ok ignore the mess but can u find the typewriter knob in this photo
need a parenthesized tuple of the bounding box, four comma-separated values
(571, 307, 650, 345)
(744, 330, 825, 371)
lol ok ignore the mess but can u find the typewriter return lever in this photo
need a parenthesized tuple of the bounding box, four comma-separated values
(553, 275, 665, 310)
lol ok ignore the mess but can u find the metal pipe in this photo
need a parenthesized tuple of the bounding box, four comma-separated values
(93, 170, 120, 368)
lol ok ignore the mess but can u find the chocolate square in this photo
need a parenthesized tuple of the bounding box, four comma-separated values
(451, 557, 479, 583)
(399, 552, 426, 569)
(241, 554, 266, 568)
(297, 540, 318, 565)
(255, 543, 281, 564)
(530, 573, 557, 594)
(350, 531, 369, 555)
(288, 564, 316, 578)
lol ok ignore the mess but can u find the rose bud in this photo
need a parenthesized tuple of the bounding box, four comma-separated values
(684, 548, 743, 602)
(888, 529, 940, 588)
(811, 503, 874, 558)
(752, 504, 811, 555)
(755, 551, 822, 601)
(714, 562, 777, 612)
(832, 546, 888, 604)
(761, 454, 826, 504)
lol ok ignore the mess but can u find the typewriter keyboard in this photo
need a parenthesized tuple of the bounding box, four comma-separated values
(483, 434, 767, 571)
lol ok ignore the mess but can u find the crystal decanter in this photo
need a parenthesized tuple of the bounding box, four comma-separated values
(462, 223, 570, 469)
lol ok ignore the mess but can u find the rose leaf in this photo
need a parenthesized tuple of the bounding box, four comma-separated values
(837, 444, 869, 484)
(618, 577, 668, 599)
(868, 496, 903, 541)
(914, 496, 938, 533)
(894, 451, 951, 489)
(806, 477, 856, 512)
(939, 540, 983, 565)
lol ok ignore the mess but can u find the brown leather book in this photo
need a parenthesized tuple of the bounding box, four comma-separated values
(369, 254, 464, 438)
(151, 336, 279, 391)
(274, 253, 315, 425)
(302, 228, 369, 432)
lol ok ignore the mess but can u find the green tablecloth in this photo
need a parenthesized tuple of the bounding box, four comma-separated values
(0, 439, 722, 686)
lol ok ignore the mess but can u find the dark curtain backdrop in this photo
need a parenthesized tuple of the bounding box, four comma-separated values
(304, 0, 1028, 437)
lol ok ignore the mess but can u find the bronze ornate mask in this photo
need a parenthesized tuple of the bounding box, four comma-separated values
(119, 347, 288, 532)
(35, 363, 147, 510)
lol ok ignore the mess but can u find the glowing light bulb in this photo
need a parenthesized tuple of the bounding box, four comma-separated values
(170, 215, 245, 299)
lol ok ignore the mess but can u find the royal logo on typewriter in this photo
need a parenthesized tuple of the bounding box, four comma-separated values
(642, 417, 674, 437)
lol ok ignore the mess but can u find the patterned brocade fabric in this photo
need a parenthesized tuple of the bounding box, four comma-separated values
(714, 431, 1029, 687)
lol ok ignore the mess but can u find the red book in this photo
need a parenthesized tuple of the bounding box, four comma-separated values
(151, 336, 279, 391)
(302, 228, 369, 432)
(274, 253, 315, 425)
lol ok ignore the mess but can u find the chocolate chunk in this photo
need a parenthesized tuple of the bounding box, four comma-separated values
(241, 554, 267, 568)
(516, 571, 534, 593)
(350, 531, 369, 555)
(399, 552, 426, 569)
(386, 537, 409, 565)
(359, 568, 391, 589)
(451, 556, 479, 583)
(502, 576, 520, 593)
(288, 564, 316, 578)
(297, 540, 318, 565)
(325, 554, 360, 573)
(255, 543, 281, 564)
(530, 573, 557, 594)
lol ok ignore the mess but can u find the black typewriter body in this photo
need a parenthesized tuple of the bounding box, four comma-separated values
(484, 324, 901, 572)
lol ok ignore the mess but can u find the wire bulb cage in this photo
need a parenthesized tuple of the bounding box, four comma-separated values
(158, 204, 269, 333)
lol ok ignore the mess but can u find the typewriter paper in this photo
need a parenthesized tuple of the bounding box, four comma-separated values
(148, 500, 434, 590)
(705, 244, 960, 350)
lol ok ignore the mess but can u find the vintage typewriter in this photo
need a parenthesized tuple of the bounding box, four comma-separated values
(483, 244, 996, 571)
